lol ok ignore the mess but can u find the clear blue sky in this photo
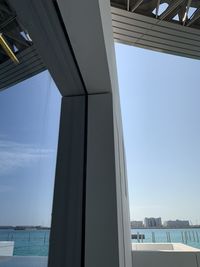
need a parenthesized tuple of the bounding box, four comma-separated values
(115, 43, 200, 224)
(0, 71, 61, 226)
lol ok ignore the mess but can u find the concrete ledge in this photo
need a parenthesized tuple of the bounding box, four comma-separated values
(132, 243, 200, 251)
(0, 242, 14, 256)
(132, 243, 200, 267)
(0, 256, 47, 267)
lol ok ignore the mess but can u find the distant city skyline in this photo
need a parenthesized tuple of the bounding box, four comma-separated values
(115, 43, 200, 225)
(131, 217, 192, 228)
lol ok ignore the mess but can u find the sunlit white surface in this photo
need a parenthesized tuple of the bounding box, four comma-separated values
(132, 243, 200, 267)
(132, 243, 200, 251)
(0, 242, 14, 256)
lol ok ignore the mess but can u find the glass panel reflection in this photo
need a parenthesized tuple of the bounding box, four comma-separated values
(0, 70, 61, 257)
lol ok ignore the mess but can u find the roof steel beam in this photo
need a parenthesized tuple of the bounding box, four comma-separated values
(183, 0, 192, 25)
(130, 0, 143, 12)
(0, 33, 19, 63)
(187, 8, 200, 26)
(127, 0, 130, 11)
(156, 0, 161, 18)
(159, 0, 185, 20)
(178, 3, 187, 23)
(164, 5, 182, 21)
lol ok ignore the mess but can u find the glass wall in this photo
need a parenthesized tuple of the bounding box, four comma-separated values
(0, 70, 61, 257)
(115, 43, 200, 248)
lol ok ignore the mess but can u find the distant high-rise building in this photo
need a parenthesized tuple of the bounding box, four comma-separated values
(164, 220, 190, 228)
(131, 221, 144, 228)
(144, 217, 162, 228)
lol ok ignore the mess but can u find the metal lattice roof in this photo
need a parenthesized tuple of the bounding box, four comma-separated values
(0, 0, 200, 66)
(111, 0, 200, 29)
(0, 0, 32, 64)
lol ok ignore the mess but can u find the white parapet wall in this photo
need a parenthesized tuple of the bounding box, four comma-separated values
(132, 243, 200, 267)
(0, 242, 14, 256)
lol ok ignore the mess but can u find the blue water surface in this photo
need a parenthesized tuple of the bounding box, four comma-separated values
(0, 230, 50, 256)
(1, 228, 200, 256)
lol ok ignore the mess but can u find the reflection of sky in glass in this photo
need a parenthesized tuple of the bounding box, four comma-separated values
(115, 43, 200, 224)
(0, 70, 61, 226)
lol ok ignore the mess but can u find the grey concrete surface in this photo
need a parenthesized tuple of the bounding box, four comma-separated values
(0, 257, 47, 267)
(132, 250, 200, 267)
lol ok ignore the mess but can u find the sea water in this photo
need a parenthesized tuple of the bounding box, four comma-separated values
(131, 228, 200, 249)
(0, 228, 200, 256)
(0, 229, 50, 256)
